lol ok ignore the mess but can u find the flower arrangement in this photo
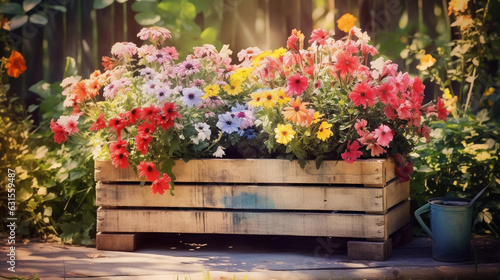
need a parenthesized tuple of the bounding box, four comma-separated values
(52, 24, 448, 195)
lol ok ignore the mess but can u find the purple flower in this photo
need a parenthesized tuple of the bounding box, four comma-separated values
(181, 87, 203, 107)
(216, 112, 241, 134)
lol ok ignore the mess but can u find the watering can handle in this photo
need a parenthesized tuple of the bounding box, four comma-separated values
(414, 203, 433, 239)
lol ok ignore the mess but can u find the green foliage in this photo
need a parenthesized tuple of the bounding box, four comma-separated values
(411, 110, 500, 236)
(0, 59, 96, 245)
(129, 0, 224, 58)
(0, 0, 66, 30)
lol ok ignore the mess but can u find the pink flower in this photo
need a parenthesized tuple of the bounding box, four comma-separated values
(396, 100, 413, 120)
(111, 42, 137, 58)
(50, 119, 68, 144)
(375, 83, 397, 105)
(151, 173, 171, 195)
(349, 81, 376, 108)
(419, 125, 431, 143)
(374, 124, 394, 147)
(57, 115, 79, 135)
(341, 141, 363, 164)
(137, 27, 171, 42)
(286, 73, 309, 96)
(308, 28, 330, 45)
(334, 51, 360, 78)
(237, 47, 263, 63)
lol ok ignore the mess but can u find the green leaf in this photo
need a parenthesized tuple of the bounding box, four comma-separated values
(64, 57, 78, 78)
(34, 146, 49, 159)
(157, 1, 181, 14)
(10, 15, 28, 30)
(0, 3, 23, 14)
(23, 0, 41, 12)
(180, 0, 196, 20)
(27, 104, 39, 113)
(190, 0, 209, 13)
(200, 27, 218, 43)
(131, 1, 156, 13)
(29, 80, 52, 98)
(48, 5, 67, 12)
(93, 0, 115, 9)
(135, 12, 161, 25)
(30, 12, 48, 25)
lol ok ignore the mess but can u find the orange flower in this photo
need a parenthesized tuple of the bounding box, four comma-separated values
(4, 50, 27, 78)
(283, 97, 310, 125)
(337, 13, 357, 33)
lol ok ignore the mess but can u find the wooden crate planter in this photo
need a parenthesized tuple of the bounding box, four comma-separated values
(95, 158, 410, 260)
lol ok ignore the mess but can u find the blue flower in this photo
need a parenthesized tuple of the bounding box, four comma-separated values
(181, 87, 203, 107)
(216, 112, 241, 134)
(231, 103, 248, 112)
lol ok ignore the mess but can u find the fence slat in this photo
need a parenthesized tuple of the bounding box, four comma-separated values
(96, 5, 113, 66)
(80, 0, 95, 78)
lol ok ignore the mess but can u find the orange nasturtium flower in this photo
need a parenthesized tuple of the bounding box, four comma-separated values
(336, 13, 357, 33)
(416, 54, 437, 71)
(4, 50, 27, 78)
(448, 0, 469, 16)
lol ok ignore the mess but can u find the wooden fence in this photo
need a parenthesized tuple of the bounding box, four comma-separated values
(6, 0, 443, 108)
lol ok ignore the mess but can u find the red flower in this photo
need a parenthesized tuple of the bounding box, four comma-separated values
(155, 114, 175, 130)
(4, 50, 27, 78)
(137, 161, 160, 182)
(286, 73, 309, 96)
(137, 122, 156, 135)
(436, 97, 449, 121)
(110, 138, 128, 154)
(126, 108, 143, 125)
(102, 56, 118, 70)
(108, 117, 127, 138)
(419, 125, 431, 143)
(111, 149, 130, 169)
(135, 133, 153, 155)
(151, 173, 171, 195)
(161, 102, 181, 120)
(286, 29, 304, 52)
(334, 51, 360, 79)
(396, 161, 413, 182)
(341, 141, 363, 164)
(349, 81, 376, 109)
(375, 83, 397, 105)
(50, 119, 68, 144)
(308, 28, 329, 46)
(90, 113, 106, 131)
(143, 105, 161, 122)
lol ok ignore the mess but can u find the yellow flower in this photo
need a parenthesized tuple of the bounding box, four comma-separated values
(448, 0, 469, 16)
(260, 89, 279, 108)
(316, 121, 333, 141)
(274, 123, 296, 145)
(248, 91, 264, 107)
(442, 88, 458, 118)
(223, 80, 242, 96)
(337, 13, 357, 33)
(484, 87, 494, 97)
(202, 84, 220, 99)
(270, 47, 287, 59)
(276, 88, 290, 105)
(252, 50, 271, 66)
(416, 54, 436, 71)
(231, 67, 254, 83)
(311, 111, 324, 124)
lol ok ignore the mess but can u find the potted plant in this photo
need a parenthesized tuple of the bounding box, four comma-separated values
(52, 23, 448, 259)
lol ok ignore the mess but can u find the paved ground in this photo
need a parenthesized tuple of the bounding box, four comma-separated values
(1, 234, 500, 280)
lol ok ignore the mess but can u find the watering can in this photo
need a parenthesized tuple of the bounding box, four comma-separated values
(414, 185, 489, 262)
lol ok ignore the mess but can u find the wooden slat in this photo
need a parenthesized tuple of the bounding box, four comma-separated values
(97, 182, 386, 212)
(95, 159, 396, 185)
(97, 208, 388, 239)
(385, 200, 411, 240)
(384, 180, 410, 210)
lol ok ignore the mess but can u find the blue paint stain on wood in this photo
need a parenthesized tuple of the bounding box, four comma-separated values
(223, 192, 275, 210)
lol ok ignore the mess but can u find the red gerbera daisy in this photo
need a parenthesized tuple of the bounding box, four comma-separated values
(286, 73, 309, 96)
(154, 114, 175, 130)
(127, 108, 143, 125)
(135, 133, 153, 155)
(111, 149, 130, 169)
(142, 105, 161, 122)
(90, 113, 106, 131)
(108, 117, 127, 138)
(162, 102, 181, 120)
(110, 138, 128, 154)
(137, 122, 156, 135)
(137, 161, 160, 182)
(151, 173, 171, 195)
(334, 51, 360, 79)
(349, 81, 376, 108)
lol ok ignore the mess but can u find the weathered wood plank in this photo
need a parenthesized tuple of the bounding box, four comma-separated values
(385, 200, 411, 240)
(384, 180, 409, 210)
(97, 204, 408, 239)
(95, 159, 396, 185)
(97, 182, 387, 212)
(347, 239, 393, 261)
(96, 233, 136, 251)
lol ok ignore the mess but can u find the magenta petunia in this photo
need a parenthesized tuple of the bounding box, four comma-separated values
(286, 73, 309, 96)
(341, 141, 363, 164)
